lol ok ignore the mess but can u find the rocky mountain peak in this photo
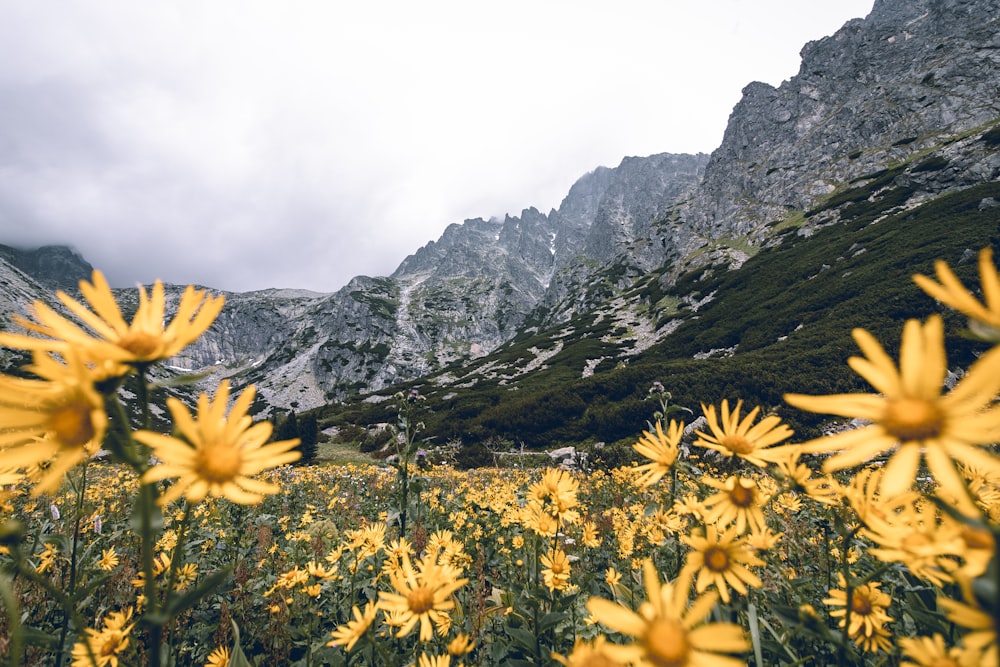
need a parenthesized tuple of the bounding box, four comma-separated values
(0, 243, 93, 291)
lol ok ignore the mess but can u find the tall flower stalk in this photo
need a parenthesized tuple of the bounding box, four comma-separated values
(0, 271, 298, 666)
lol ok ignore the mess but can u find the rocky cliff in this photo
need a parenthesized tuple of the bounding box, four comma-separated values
(3, 0, 998, 416)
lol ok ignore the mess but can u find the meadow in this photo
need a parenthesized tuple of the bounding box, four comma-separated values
(1, 251, 999, 666)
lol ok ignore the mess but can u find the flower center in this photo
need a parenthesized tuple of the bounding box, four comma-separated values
(850, 589, 873, 616)
(644, 618, 690, 667)
(704, 546, 731, 573)
(100, 632, 125, 656)
(407, 586, 436, 614)
(119, 330, 162, 359)
(198, 441, 243, 484)
(728, 481, 756, 508)
(883, 398, 943, 441)
(720, 434, 754, 455)
(960, 526, 994, 551)
(49, 402, 95, 448)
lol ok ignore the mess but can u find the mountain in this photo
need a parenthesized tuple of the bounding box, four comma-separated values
(2, 0, 998, 439)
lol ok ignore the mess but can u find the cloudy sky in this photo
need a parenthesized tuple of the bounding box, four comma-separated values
(0, 1, 873, 293)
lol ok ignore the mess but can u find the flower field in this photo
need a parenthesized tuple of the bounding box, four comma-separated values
(1, 252, 999, 666)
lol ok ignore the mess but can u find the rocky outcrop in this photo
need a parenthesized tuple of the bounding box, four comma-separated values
(3, 0, 998, 415)
(680, 0, 1000, 252)
(0, 244, 93, 291)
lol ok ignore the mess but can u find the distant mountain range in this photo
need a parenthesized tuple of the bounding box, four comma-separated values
(2, 0, 999, 453)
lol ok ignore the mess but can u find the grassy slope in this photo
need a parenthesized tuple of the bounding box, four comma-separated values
(318, 176, 1000, 458)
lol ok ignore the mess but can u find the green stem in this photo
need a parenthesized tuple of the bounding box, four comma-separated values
(162, 502, 193, 608)
(10, 549, 99, 667)
(54, 463, 90, 667)
(139, 481, 163, 667)
(0, 574, 24, 667)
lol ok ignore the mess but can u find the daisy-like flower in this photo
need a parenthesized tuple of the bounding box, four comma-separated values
(416, 654, 451, 667)
(632, 419, 683, 488)
(768, 446, 841, 505)
(135, 381, 300, 506)
(70, 607, 135, 667)
(899, 633, 982, 667)
(694, 400, 793, 467)
(938, 595, 998, 666)
(0, 270, 224, 367)
(581, 520, 601, 548)
(97, 547, 119, 571)
(701, 475, 770, 535)
(913, 247, 1000, 341)
(447, 632, 475, 656)
(204, 646, 231, 667)
(520, 503, 561, 538)
(862, 497, 969, 588)
(540, 547, 572, 592)
(0, 350, 106, 495)
(552, 635, 625, 666)
(586, 559, 748, 667)
(681, 524, 764, 603)
(785, 316, 1000, 516)
(527, 468, 581, 526)
(328, 601, 378, 651)
(378, 551, 468, 641)
(823, 574, 893, 651)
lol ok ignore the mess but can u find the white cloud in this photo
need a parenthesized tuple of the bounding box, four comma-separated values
(0, 1, 873, 292)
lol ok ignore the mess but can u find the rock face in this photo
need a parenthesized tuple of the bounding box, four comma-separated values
(3, 0, 999, 414)
(0, 244, 93, 291)
(679, 0, 1000, 251)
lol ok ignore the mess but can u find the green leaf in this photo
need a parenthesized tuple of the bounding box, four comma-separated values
(229, 620, 255, 667)
(506, 626, 538, 653)
(537, 611, 567, 633)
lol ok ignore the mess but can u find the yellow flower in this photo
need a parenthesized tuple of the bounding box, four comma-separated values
(768, 445, 841, 505)
(417, 654, 451, 667)
(377, 551, 468, 641)
(97, 547, 119, 571)
(701, 475, 769, 535)
(540, 547, 572, 592)
(581, 521, 601, 548)
(746, 526, 783, 552)
(520, 503, 560, 537)
(447, 632, 475, 656)
(862, 497, 968, 588)
(823, 574, 893, 651)
(70, 607, 135, 667)
(0, 351, 106, 495)
(694, 399, 793, 467)
(632, 419, 683, 488)
(785, 316, 1000, 516)
(913, 247, 1000, 341)
(938, 595, 998, 666)
(899, 633, 982, 667)
(328, 601, 378, 652)
(605, 567, 622, 587)
(0, 269, 224, 366)
(553, 635, 626, 666)
(204, 646, 231, 667)
(681, 524, 764, 603)
(586, 559, 748, 667)
(136, 381, 301, 505)
(527, 468, 581, 525)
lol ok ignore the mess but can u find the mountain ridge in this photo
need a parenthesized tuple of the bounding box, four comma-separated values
(2, 0, 998, 423)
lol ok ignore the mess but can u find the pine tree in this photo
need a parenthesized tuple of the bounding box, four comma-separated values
(275, 411, 299, 443)
(297, 414, 319, 464)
